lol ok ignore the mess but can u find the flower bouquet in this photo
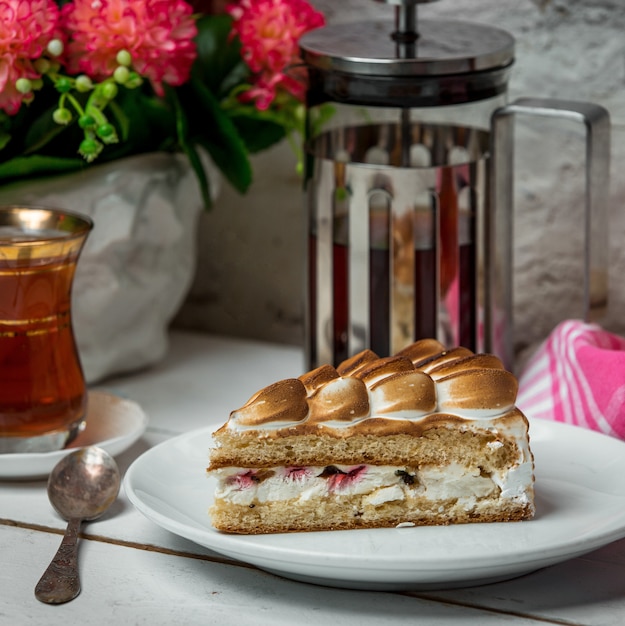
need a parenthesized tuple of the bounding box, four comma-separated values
(0, 0, 325, 207)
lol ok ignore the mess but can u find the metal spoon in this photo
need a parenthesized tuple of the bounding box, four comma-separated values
(34, 446, 121, 604)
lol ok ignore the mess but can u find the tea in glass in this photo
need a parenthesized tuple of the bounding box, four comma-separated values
(0, 206, 92, 453)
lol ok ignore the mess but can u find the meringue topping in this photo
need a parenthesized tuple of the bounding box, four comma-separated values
(230, 378, 308, 427)
(369, 370, 436, 416)
(222, 341, 521, 434)
(308, 376, 370, 423)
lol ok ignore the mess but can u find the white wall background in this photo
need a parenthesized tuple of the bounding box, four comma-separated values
(175, 0, 625, 370)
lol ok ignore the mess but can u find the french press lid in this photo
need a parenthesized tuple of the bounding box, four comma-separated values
(300, 0, 515, 108)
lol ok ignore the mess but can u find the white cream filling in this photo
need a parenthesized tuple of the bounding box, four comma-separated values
(212, 460, 533, 509)
(214, 465, 401, 506)
(491, 460, 534, 503)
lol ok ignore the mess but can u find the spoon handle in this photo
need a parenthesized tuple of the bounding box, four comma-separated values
(35, 517, 82, 604)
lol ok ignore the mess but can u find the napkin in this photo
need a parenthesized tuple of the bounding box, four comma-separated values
(517, 319, 625, 439)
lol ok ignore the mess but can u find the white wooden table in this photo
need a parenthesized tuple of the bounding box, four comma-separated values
(3, 330, 625, 626)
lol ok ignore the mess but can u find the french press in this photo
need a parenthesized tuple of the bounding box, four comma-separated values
(301, 0, 610, 370)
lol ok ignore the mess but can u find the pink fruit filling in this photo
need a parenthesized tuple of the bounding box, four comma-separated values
(226, 469, 275, 490)
(319, 465, 367, 492)
(285, 467, 312, 480)
(225, 465, 369, 492)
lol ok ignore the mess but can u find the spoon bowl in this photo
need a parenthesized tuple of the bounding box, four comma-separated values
(35, 446, 121, 604)
(47, 446, 121, 521)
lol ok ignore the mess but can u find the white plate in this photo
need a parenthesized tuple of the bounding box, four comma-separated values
(0, 390, 148, 480)
(124, 419, 625, 591)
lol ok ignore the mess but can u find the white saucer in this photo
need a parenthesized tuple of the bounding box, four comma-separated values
(125, 418, 625, 591)
(0, 390, 148, 480)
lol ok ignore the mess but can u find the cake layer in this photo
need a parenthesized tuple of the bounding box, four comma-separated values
(209, 410, 528, 469)
(210, 497, 534, 534)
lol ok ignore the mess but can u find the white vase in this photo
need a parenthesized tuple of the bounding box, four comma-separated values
(0, 151, 219, 383)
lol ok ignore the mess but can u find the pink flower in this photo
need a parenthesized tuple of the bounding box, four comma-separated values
(0, 0, 61, 114)
(227, 0, 324, 110)
(60, 0, 198, 96)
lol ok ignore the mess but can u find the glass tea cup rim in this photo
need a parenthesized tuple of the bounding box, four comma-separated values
(0, 205, 93, 245)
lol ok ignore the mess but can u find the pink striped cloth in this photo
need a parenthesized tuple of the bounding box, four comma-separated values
(517, 320, 625, 439)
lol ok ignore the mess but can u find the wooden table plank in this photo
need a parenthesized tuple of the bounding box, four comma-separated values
(3, 524, 549, 626)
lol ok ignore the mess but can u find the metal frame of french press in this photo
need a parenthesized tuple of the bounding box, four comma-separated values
(302, 0, 611, 370)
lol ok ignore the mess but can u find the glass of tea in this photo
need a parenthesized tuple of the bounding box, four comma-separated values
(0, 206, 93, 453)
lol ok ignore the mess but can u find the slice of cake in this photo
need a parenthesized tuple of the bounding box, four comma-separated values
(207, 339, 535, 534)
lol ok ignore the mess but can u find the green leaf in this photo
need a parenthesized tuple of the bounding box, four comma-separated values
(180, 75, 252, 194)
(193, 14, 249, 97)
(22, 105, 69, 155)
(168, 87, 212, 209)
(107, 99, 131, 142)
(230, 110, 286, 154)
(0, 155, 84, 182)
(184, 142, 212, 210)
(87, 87, 178, 160)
